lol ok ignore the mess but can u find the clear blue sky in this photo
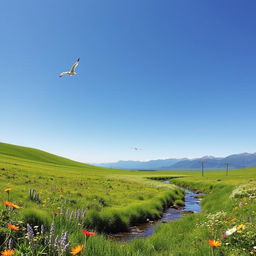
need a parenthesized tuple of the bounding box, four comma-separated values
(1, 0, 256, 163)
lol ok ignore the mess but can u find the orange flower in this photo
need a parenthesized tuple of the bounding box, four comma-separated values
(208, 240, 221, 247)
(3, 201, 20, 209)
(3, 201, 13, 207)
(1, 249, 15, 256)
(4, 188, 11, 192)
(7, 224, 19, 231)
(70, 245, 84, 255)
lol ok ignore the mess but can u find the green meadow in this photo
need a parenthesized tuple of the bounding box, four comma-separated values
(0, 142, 256, 255)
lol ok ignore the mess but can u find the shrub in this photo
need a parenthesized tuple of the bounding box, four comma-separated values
(21, 208, 51, 228)
(174, 199, 185, 206)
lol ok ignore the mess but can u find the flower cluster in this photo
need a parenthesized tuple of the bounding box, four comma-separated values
(204, 185, 256, 254)
(230, 184, 256, 199)
(0, 187, 99, 256)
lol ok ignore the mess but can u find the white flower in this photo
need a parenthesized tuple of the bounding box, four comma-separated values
(225, 226, 237, 236)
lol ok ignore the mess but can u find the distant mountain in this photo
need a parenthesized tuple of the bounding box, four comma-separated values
(170, 153, 256, 170)
(96, 158, 186, 170)
(95, 153, 256, 170)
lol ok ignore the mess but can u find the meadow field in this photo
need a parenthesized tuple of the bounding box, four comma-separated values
(0, 142, 255, 256)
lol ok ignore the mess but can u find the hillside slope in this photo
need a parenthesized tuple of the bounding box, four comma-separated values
(0, 142, 88, 167)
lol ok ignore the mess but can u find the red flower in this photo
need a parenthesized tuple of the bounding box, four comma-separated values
(82, 229, 96, 236)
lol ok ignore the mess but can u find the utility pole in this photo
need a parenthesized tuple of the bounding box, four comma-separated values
(225, 163, 229, 176)
(201, 161, 204, 177)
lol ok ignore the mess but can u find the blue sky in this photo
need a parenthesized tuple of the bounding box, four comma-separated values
(1, 0, 256, 163)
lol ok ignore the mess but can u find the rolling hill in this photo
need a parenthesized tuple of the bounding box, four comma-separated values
(0, 142, 89, 168)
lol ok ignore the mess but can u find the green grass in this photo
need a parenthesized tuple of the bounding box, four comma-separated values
(0, 142, 256, 255)
(0, 142, 89, 167)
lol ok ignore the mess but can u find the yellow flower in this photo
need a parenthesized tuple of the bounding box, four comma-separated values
(236, 224, 245, 230)
(1, 249, 15, 256)
(70, 245, 84, 255)
(11, 203, 20, 209)
(4, 188, 11, 192)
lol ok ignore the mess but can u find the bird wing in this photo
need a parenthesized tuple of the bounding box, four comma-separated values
(70, 58, 80, 73)
(59, 71, 69, 77)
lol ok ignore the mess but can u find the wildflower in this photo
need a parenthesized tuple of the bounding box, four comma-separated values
(11, 203, 20, 209)
(8, 238, 13, 249)
(60, 232, 69, 249)
(208, 240, 221, 247)
(52, 212, 60, 215)
(1, 249, 15, 256)
(49, 223, 55, 247)
(82, 229, 96, 236)
(7, 224, 19, 231)
(70, 245, 84, 255)
(3, 201, 20, 209)
(4, 188, 11, 192)
(236, 224, 245, 230)
(225, 226, 237, 236)
(26, 224, 35, 251)
(3, 201, 13, 207)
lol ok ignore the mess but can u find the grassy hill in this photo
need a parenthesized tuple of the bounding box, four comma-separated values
(0, 142, 90, 168)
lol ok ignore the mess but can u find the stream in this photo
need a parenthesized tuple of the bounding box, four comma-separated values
(109, 186, 202, 242)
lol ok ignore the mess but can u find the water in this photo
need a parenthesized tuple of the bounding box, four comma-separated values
(109, 188, 202, 242)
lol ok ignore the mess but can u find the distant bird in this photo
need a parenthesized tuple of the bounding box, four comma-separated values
(132, 147, 142, 151)
(59, 58, 80, 77)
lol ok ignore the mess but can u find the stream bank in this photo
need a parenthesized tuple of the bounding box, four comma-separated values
(110, 187, 203, 242)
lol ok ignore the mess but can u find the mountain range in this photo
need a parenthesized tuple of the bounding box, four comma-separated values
(94, 153, 256, 170)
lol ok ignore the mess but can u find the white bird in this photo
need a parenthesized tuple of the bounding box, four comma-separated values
(59, 58, 80, 77)
(132, 147, 142, 151)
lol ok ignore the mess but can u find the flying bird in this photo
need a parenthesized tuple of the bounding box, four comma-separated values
(59, 58, 80, 77)
(132, 147, 142, 151)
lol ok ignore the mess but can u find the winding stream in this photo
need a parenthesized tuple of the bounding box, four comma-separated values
(110, 187, 202, 242)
